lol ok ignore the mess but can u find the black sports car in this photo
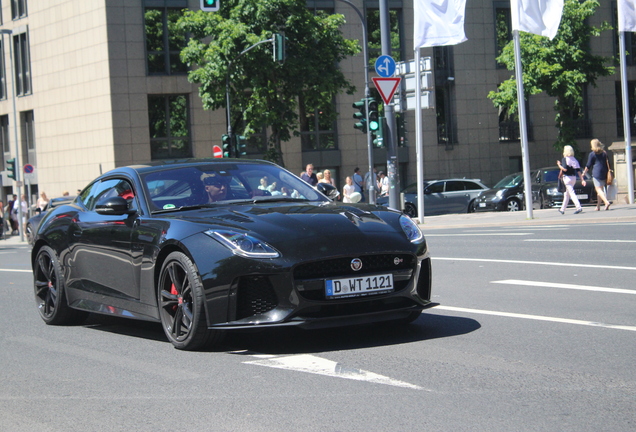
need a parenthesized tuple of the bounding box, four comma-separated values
(31, 159, 433, 350)
(26, 196, 76, 245)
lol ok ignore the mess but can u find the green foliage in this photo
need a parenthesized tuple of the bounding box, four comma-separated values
(176, 0, 360, 165)
(487, 0, 614, 152)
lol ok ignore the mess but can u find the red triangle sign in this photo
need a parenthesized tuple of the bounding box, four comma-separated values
(373, 77, 401, 104)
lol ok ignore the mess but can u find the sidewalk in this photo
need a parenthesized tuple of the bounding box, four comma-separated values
(417, 202, 636, 230)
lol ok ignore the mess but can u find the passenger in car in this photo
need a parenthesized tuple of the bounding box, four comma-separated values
(201, 173, 230, 202)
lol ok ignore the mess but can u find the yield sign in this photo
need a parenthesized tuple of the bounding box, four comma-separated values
(372, 77, 401, 105)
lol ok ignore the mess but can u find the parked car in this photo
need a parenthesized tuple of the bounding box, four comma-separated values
(532, 166, 597, 209)
(26, 195, 76, 245)
(377, 178, 489, 217)
(31, 159, 434, 350)
(474, 172, 530, 212)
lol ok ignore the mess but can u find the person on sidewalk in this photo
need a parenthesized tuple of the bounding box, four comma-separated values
(556, 145, 586, 215)
(582, 138, 612, 211)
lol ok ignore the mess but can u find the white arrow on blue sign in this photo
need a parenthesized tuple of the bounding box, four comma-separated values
(375, 55, 396, 78)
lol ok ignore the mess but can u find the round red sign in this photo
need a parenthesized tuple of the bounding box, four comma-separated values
(213, 145, 223, 158)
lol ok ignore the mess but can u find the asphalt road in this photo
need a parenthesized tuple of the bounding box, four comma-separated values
(1, 207, 635, 431)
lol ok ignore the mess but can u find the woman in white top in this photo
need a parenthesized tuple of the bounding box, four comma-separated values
(342, 176, 355, 203)
(322, 169, 336, 187)
(37, 192, 49, 211)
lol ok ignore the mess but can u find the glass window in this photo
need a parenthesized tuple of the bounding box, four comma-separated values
(445, 181, 465, 192)
(494, 2, 512, 69)
(366, 6, 403, 67)
(148, 94, 192, 160)
(0, 38, 5, 100)
(11, 0, 27, 20)
(144, 5, 188, 75)
(13, 30, 31, 96)
(81, 179, 137, 212)
(0, 115, 9, 154)
(299, 105, 337, 151)
(426, 182, 444, 194)
(615, 81, 636, 137)
(434, 47, 456, 145)
(462, 181, 484, 191)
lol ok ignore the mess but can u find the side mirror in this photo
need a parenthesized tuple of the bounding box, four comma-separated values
(95, 196, 135, 216)
(316, 183, 340, 200)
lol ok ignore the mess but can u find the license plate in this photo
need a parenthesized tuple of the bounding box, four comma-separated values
(325, 274, 394, 299)
(576, 194, 588, 199)
(479, 203, 486, 207)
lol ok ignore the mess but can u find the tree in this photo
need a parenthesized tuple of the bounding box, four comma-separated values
(488, 0, 614, 152)
(176, 0, 360, 165)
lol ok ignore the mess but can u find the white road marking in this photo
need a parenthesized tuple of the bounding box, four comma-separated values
(433, 257, 636, 272)
(524, 239, 636, 243)
(435, 305, 636, 332)
(425, 233, 533, 236)
(0, 268, 31, 272)
(492, 279, 636, 295)
(242, 353, 425, 390)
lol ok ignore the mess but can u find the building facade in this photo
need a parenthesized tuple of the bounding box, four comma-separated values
(1, 0, 634, 209)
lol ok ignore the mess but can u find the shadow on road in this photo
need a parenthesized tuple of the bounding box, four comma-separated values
(80, 309, 481, 354)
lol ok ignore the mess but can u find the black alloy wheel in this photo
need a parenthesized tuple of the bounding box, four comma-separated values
(403, 202, 418, 218)
(467, 199, 477, 213)
(158, 251, 223, 350)
(34, 246, 87, 325)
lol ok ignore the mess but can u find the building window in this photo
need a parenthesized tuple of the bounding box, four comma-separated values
(494, 2, 512, 69)
(434, 46, 456, 145)
(613, 2, 636, 66)
(21, 110, 35, 165)
(0, 38, 6, 100)
(144, 3, 188, 75)
(1, 115, 9, 154)
(11, 0, 27, 20)
(497, 103, 533, 142)
(616, 81, 636, 137)
(13, 30, 31, 96)
(148, 94, 192, 160)
(299, 106, 337, 151)
(366, 4, 404, 66)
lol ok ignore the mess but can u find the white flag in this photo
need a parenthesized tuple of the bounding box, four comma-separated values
(618, 0, 636, 32)
(413, 0, 467, 48)
(511, 0, 563, 40)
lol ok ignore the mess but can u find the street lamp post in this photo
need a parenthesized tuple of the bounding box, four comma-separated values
(1, 29, 24, 242)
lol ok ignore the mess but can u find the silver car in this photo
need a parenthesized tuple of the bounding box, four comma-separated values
(378, 178, 489, 217)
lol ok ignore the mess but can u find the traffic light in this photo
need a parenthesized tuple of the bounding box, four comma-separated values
(273, 33, 285, 62)
(352, 99, 367, 133)
(221, 134, 232, 158)
(200, 0, 220, 12)
(6, 158, 16, 180)
(235, 135, 247, 157)
(373, 117, 384, 147)
(368, 98, 379, 132)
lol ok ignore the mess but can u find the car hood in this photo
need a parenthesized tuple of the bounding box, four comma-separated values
(161, 201, 414, 255)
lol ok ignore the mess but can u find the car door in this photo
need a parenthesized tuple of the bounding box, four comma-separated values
(443, 180, 469, 214)
(67, 178, 141, 300)
(423, 181, 445, 215)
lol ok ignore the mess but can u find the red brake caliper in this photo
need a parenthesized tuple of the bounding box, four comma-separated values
(170, 283, 179, 311)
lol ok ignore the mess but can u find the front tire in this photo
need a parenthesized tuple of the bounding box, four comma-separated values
(158, 251, 222, 350)
(34, 246, 87, 325)
(506, 199, 520, 212)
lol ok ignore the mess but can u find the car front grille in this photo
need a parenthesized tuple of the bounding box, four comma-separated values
(293, 254, 416, 301)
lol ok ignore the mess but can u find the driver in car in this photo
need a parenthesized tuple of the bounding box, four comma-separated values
(201, 172, 230, 202)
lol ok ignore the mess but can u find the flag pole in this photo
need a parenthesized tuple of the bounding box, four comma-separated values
(618, 31, 634, 204)
(512, 30, 534, 219)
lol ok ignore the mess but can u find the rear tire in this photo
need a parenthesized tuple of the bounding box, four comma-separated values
(34, 246, 87, 325)
(403, 202, 418, 218)
(158, 251, 223, 350)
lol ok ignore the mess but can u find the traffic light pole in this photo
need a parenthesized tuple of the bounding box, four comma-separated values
(335, 0, 375, 204)
(1, 29, 24, 241)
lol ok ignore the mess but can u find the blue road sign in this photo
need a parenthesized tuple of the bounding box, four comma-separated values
(24, 164, 34, 174)
(375, 55, 396, 78)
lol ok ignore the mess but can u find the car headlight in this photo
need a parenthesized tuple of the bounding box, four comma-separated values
(495, 190, 504, 198)
(399, 215, 424, 243)
(547, 187, 558, 195)
(206, 230, 280, 258)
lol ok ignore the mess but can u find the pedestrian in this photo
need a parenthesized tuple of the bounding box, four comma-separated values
(8, 194, 18, 234)
(301, 164, 318, 186)
(352, 167, 364, 202)
(0, 199, 4, 238)
(316, 172, 324, 183)
(322, 169, 336, 187)
(364, 167, 379, 199)
(377, 171, 389, 196)
(556, 145, 586, 215)
(582, 138, 612, 211)
(37, 191, 49, 212)
(342, 176, 355, 203)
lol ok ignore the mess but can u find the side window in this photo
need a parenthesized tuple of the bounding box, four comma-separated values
(462, 181, 482, 191)
(427, 182, 444, 193)
(445, 181, 465, 192)
(81, 179, 137, 211)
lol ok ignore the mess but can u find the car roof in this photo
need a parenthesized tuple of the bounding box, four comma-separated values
(104, 158, 276, 176)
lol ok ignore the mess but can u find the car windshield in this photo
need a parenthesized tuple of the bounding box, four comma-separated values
(542, 169, 560, 182)
(142, 162, 327, 212)
(493, 174, 523, 189)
